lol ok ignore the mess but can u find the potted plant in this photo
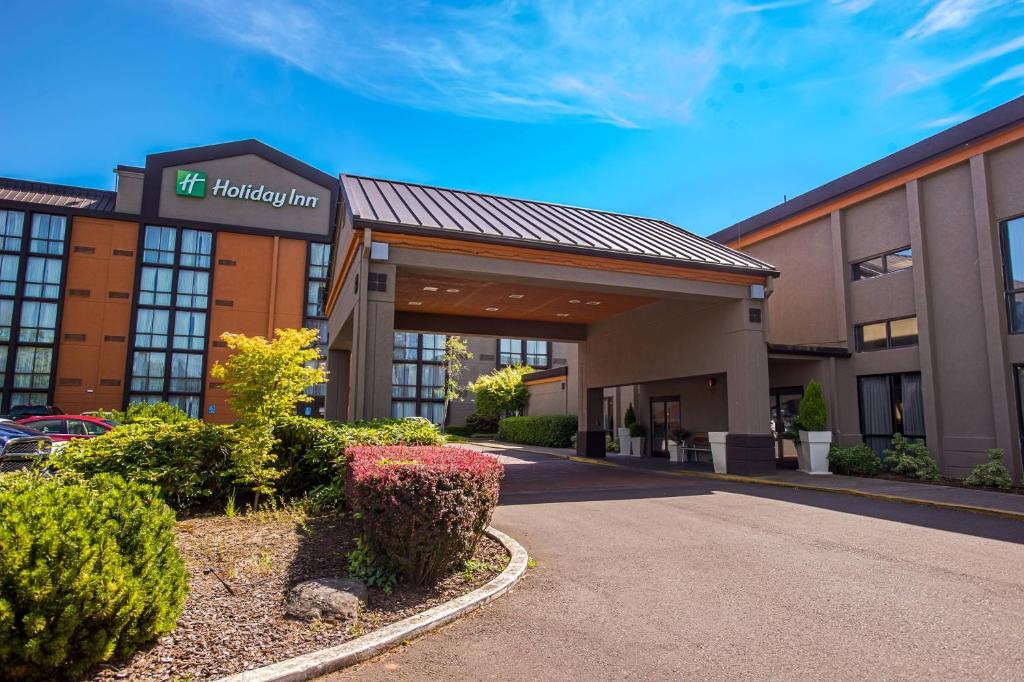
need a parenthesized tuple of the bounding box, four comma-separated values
(796, 379, 831, 475)
(670, 427, 692, 463)
(619, 403, 636, 456)
(629, 422, 647, 457)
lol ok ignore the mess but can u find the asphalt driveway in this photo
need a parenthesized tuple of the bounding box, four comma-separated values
(329, 449, 1024, 680)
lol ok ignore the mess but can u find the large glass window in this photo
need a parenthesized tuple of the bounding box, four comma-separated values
(172, 311, 206, 350)
(130, 351, 166, 392)
(854, 316, 917, 352)
(390, 332, 447, 425)
(852, 247, 913, 281)
(13, 347, 52, 390)
(18, 302, 58, 343)
(858, 373, 926, 455)
(176, 270, 209, 308)
(0, 300, 12, 342)
(0, 210, 24, 252)
(309, 242, 331, 279)
(169, 353, 203, 393)
(143, 226, 176, 265)
(29, 214, 66, 255)
(23, 257, 62, 298)
(306, 281, 327, 317)
(0, 254, 18, 296)
(179, 229, 212, 268)
(498, 338, 550, 368)
(139, 267, 173, 306)
(1002, 216, 1024, 333)
(135, 308, 170, 348)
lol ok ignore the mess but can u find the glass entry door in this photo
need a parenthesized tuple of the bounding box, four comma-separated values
(650, 397, 682, 458)
(769, 388, 802, 460)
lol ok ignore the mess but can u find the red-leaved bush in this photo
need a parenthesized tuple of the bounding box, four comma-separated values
(346, 445, 504, 584)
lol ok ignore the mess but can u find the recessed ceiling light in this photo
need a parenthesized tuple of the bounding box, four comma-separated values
(485, 307, 499, 312)
(422, 286, 438, 292)
(556, 313, 570, 317)
(446, 288, 460, 293)
(585, 301, 601, 305)
(508, 294, 524, 299)
(408, 301, 422, 306)
(568, 299, 581, 304)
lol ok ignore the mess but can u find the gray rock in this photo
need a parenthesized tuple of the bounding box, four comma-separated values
(285, 578, 368, 623)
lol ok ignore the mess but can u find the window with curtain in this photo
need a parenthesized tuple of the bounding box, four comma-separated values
(1001, 216, 1024, 333)
(18, 301, 58, 343)
(143, 226, 176, 264)
(498, 338, 551, 368)
(390, 332, 447, 424)
(0, 300, 13, 342)
(13, 347, 52, 390)
(854, 316, 918, 352)
(29, 214, 66, 255)
(858, 372, 926, 454)
(172, 311, 206, 350)
(0, 210, 24, 252)
(178, 229, 212, 268)
(176, 270, 209, 308)
(0, 254, 18, 296)
(23, 257, 62, 298)
(135, 308, 170, 348)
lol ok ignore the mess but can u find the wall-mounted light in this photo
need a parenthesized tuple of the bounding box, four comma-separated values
(706, 377, 717, 392)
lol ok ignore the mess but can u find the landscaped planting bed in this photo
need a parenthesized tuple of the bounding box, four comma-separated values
(90, 509, 508, 681)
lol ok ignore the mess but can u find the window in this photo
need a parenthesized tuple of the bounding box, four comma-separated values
(139, 267, 173, 306)
(18, 301, 58, 343)
(858, 373, 926, 455)
(498, 338, 550, 368)
(1001, 216, 1024, 333)
(0, 210, 24, 252)
(29, 214, 66, 255)
(77, 419, 109, 436)
(172, 311, 206, 350)
(169, 353, 203, 393)
(852, 247, 913, 280)
(28, 419, 65, 435)
(0, 345, 7, 386)
(135, 308, 170, 348)
(10, 392, 47, 408)
(168, 394, 201, 419)
(23, 257, 62, 298)
(390, 332, 447, 425)
(130, 351, 165, 392)
(0, 300, 12, 342)
(143, 226, 176, 265)
(176, 270, 209, 308)
(0, 254, 18, 296)
(306, 281, 327, 317)
(13, 347, 52, 390)
(854, 316, 917, 352)
(309, 242, 331, 279)
(179, 229, 212, 268)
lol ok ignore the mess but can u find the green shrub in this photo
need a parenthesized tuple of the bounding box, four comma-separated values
(340, 418, 445, 448)
(466, 412, 500, 435)
(796, 380, 828, 432)
(828, 443, 881, 476)
(0, 473, 188, 679)
(467, 365, 531, 417)
(273, 416, 350, 499)
(498, 415, 578, 448)
(624, 403, 637, 428)
(964, 449, 1014, 489)
(346, 536, 398, 593)
(55, 420, 235, 511)
(97, 401, 191, 425)
(884, 433, 940, 481)
(444, 425, 473, 437)
(347, 446, 503, 584)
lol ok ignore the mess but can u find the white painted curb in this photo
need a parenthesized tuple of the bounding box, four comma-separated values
(216, 527, 528, 682)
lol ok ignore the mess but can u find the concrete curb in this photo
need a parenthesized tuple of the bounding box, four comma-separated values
(477, 442, 1024, 522)
(216, 526, 529, 682)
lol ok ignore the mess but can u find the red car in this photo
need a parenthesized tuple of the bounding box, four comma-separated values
(15, 415, 117, 442)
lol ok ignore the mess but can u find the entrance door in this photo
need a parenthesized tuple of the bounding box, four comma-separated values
(650, 397, 682, 458)
(769, 388, 803, 460)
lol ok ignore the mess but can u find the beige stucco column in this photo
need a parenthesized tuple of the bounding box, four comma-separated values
(724, 297, 775, 474)
(325, 349, 351, 421)
(351, 261, 396, 421)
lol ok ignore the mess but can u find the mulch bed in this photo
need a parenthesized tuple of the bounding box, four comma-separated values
(89, 510, 508, 681)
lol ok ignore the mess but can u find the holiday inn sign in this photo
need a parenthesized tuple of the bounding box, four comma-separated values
(175, 168, 320, 209)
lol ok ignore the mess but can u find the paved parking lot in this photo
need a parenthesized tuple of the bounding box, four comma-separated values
(330, 449, 1024, 681)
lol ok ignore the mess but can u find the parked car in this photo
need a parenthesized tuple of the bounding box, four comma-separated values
(6, 404, 64, 420)
(0, 421, 52, 472)
(15, 415, 117, 442)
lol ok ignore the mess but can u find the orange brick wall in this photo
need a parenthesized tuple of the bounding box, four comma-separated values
(54, 216, 139, 413)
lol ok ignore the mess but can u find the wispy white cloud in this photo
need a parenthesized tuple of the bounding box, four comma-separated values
(903, 0, 1008, 39)
(919, 110, 975, 129)
(894, 34, 1024, 92)
(830, 0, 877, 14)
(983, 62, 1024, 89)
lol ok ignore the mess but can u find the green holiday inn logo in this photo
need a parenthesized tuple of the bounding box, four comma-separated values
(175, 169, 207, 198)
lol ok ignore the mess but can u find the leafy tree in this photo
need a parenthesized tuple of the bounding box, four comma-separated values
(440, 336, 473, 432)
(796, 379, 828, 432)
(467, 365, 531, 418)
(210, 328, 328, 499)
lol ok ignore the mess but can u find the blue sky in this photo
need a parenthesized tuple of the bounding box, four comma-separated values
(2, 1, 1023, 235)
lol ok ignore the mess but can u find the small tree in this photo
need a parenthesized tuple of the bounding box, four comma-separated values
(440, 336, 473, 432)
(624, 403, 637, 429)
(468, 365, 531, 418)
(210, 328, 328, 500)
(796, 379, 828, 432)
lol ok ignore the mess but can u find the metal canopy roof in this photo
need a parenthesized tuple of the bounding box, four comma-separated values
(342, 175, 776, 275)
(0, 177, 117, 212)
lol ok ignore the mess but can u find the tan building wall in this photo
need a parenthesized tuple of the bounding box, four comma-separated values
(54, 216, 139, 413)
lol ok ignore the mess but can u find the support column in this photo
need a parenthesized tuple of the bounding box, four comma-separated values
(325, 349, 351, 421)
(575, 340, 606, 457)
(725, 297, 775, 475)
(353, 262, 396, 421)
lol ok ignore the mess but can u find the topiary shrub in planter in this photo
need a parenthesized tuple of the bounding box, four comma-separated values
(0, 473, 188, 679)
(828, 443, 881, 476)
(964, 449, 1013, 489)
(346, 445, 504, 585)
(465, 412, 500, 435)
(498, 415, 577, 448)
(796, 380, 831, 474)
(883, 433, 940, 481)
(55, 420, 235, 512)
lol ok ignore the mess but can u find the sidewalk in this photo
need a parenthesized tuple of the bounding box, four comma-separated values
(470, 440, 1024, 520)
